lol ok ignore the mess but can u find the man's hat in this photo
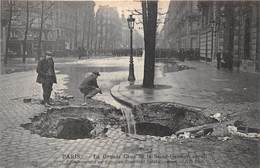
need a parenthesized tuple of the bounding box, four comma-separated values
(92, 71, 100, 76)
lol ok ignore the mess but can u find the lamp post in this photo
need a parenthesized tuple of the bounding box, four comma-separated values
(127, 14, 135, 83)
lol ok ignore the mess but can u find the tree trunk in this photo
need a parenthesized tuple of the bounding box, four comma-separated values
(87, 15, 91, 51)
(94, 20, 98, 55)
(4, 1, 14, 65)
(74, 10, 78, 49)
(256, 2, 260, 72)
(82, 11, 86, 48)
(223, 2, 235, 70)
(37, 1, 44, 61)
(142, 0, 158, 88)
(23, 0, 29, 63)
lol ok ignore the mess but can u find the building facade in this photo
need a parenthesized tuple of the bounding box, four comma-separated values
(1, 1, 95, 59)
(160, 1, 260, 73)
(198, 1, 259, 72)
(95, 5, 122, 54)
(161, 1, 200, 50)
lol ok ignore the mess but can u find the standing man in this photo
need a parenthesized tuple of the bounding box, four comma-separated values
(36, 51, 57, 106)
(79, 72, 102, 105)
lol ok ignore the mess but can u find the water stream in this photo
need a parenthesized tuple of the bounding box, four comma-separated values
(121, 107, 136, 135)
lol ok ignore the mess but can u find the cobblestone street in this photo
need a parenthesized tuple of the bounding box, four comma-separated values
(0, 57, 259, 168)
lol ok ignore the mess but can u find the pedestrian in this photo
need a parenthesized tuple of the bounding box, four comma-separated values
(36, 51, 57, 106)
(216, 51, 221, 69)
(79, 71, 102, 105)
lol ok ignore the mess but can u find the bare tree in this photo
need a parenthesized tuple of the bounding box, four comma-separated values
(74, 9, 78, 49)
(4, 1, 14, 65)
(37, 1, 44, 61)
(142, 0, 158, 88)
(23, 0, 29, 63)
(37, 1, 54, 61)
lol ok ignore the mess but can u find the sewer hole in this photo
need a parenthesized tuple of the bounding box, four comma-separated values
(121, 122, 172, 137)
(21, 106, 122, 140)
(57, 118, 94, 140)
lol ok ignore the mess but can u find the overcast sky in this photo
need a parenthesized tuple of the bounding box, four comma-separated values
(94, 0, 170, 34)
(94, 0, 170, 14)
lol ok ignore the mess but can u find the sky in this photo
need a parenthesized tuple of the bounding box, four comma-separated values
(94, 0, 170, 14)
(94, 0, 170, 33)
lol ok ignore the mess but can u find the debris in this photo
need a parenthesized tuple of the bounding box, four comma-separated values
(227, 125, 237, 134)
(227, 125, 260, 139)
(217, 136, 231, 141)
(176, 121, 233, 136)
(160, 137, 167, 142)
(178, 132, 191, 139)
(54, 92, 74, 100)
(131, 134, 146, 141)
(170, 134, 177, 139)
(60, 95, 74, 100)
(210, 113, 222, 122)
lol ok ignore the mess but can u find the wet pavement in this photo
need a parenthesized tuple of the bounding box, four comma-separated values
(54, 56, 177, 108)
(111, 60, 260, 128)
(0, 56, 259, 168)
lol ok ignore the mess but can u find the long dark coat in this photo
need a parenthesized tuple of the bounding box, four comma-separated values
(36, 57, 57, 84)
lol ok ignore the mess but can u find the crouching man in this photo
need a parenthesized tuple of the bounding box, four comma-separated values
(79, 72, 102, 105)
(36, 51, 57, 106)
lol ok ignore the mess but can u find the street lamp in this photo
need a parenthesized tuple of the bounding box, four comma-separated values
(127, 14, 135, 83)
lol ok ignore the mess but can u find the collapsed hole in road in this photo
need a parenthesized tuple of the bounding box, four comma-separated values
(125, 102, 217, 137)
(56, 118, 94, 140)
(21, 104, 122, 140)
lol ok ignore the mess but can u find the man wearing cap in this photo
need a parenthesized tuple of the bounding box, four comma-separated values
(79, 72, 102, 105)
(36, 51, 57, 106)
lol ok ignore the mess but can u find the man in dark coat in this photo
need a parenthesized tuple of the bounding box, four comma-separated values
(36, 51, 57, 106)
(79, 72, 102, 105)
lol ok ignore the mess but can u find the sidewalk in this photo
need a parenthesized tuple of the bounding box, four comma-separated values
(111, 61, 260, 128)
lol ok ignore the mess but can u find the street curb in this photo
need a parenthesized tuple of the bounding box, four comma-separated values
(110, 84, 136, 108)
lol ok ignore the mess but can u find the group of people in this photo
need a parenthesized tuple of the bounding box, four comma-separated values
(36, 51, 101, 107)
